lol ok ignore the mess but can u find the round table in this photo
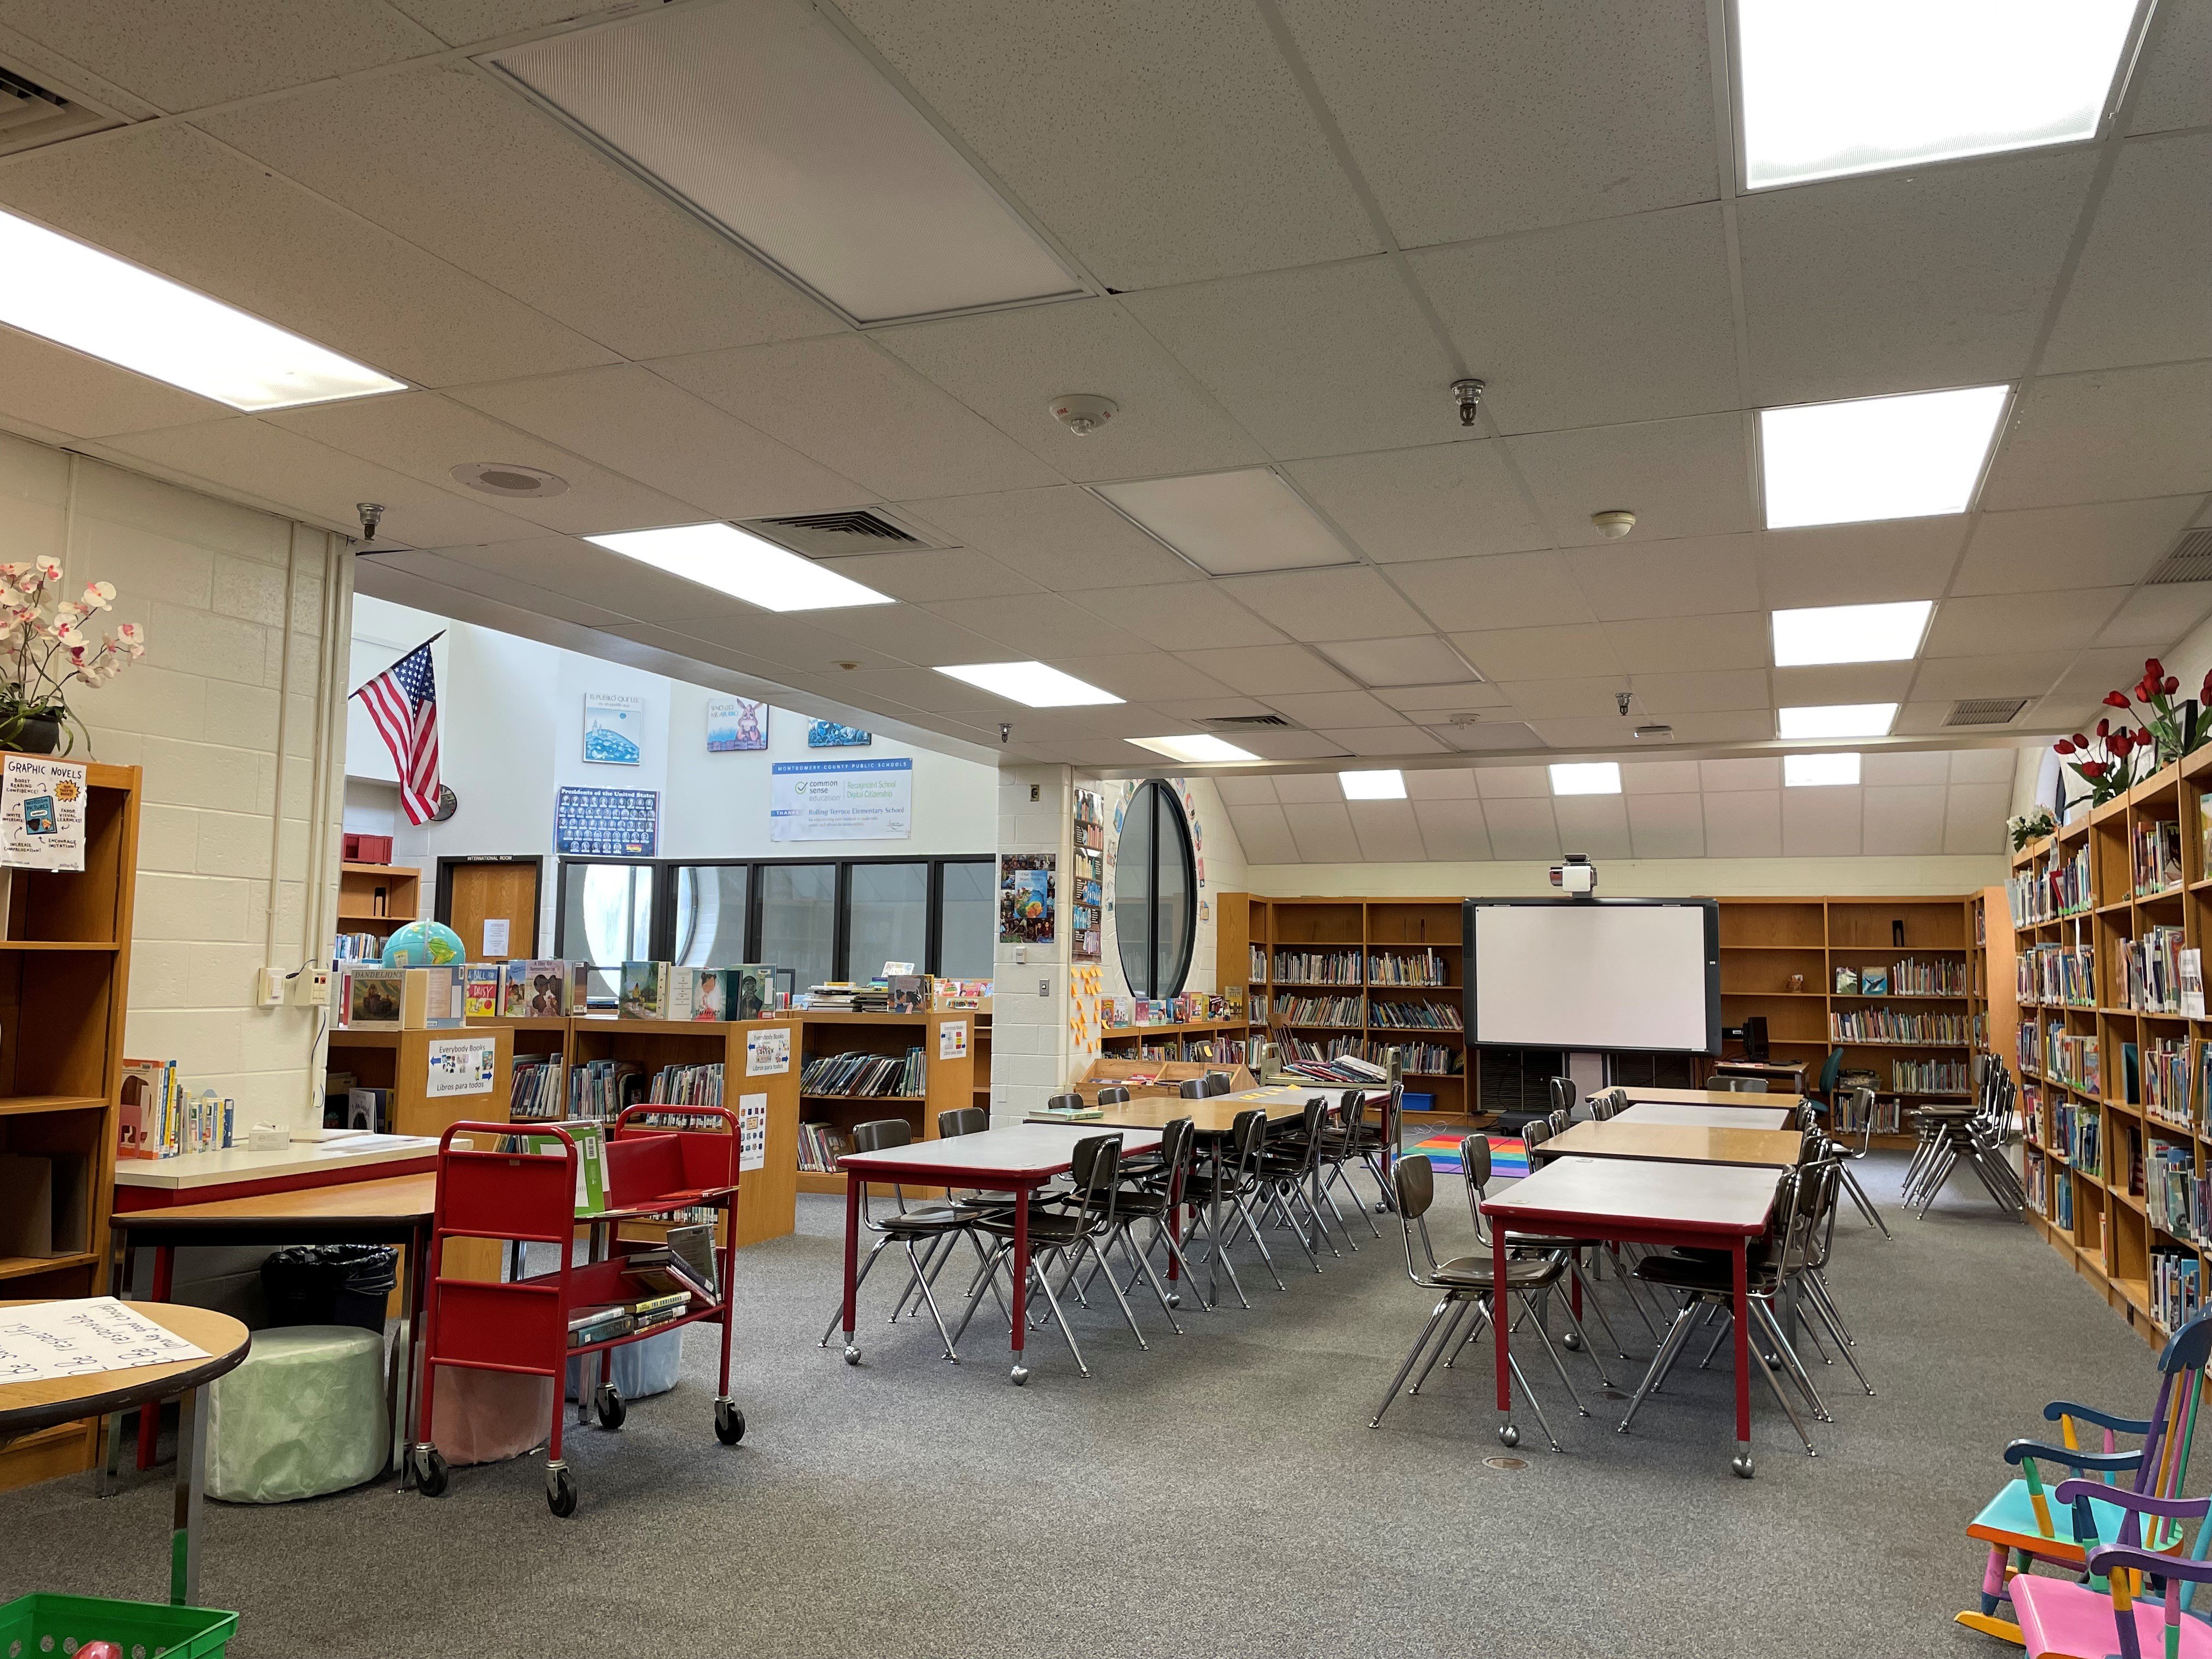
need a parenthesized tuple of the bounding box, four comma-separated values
(0, 1301, 250, 1606)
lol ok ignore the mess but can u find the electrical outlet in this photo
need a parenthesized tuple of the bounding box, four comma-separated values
(1014, 945, 1027, 965)
(290, 967, 332, 1007)
(254, 968, 285, 1008)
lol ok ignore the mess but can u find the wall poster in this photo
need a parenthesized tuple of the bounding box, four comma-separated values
(706, 696, 768, 753)
(555, 786, 659, 855)
(582, 692, 646, 764)
(770, 758, 911, 842)
(999, 853, 1055, 944)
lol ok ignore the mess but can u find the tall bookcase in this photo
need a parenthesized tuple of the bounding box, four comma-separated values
(2012, 747, 2212, 1348)
(789, 1011, 976, 1194)
(0, 759, 140, 1493)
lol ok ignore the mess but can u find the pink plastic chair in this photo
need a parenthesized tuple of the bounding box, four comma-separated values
(2011, 1483, 2212, 1659)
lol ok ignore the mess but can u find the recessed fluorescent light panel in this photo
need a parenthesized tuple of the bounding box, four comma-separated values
(1339, 769, 1406, 800)
(1549, 762, 1622, 796)
(1771, 599, 1933, 667)
(1760, 386, 2007, 529)
(1129, 735, 1257, 764)
(1778, 703, 1898, 740)
(1094, 469, 1355, 575)
(937, 661, 1123, 708)
(585, 522, 892, 611)
(1785, 752, 1861, 787)
(491, 1, 1082, 325)
(1736, 0, 2141, 189)
(0, 210, 403, 411)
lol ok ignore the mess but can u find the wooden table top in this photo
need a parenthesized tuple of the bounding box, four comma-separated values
(840, 1124, 1163, 1182)
(0, 1302, 250, 1437)
(1035, 1085, 1346, 1135)
(1711, 1060, 1808, 1080)
(109, 1172, 438, 1234)
(1482, 1156, 1783, 1237)
(1605, 1085, 1807, 1110)
(1616, 1103, 1791, 1131)
(1544, 1120, 1804, 1169)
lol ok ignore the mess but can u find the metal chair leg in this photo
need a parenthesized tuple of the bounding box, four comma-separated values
(1411, 1300, 1479, 1395)
(1618, 1304, 1699, 1433)
(1372, 1295, 1456, 1427)
(1837, 1163, 1892, 1237)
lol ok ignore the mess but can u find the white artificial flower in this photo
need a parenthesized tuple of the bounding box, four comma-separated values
(33, 556, 61, 583)
(80, 581, 114, 610)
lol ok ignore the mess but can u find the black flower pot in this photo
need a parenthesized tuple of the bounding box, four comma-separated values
(8, 714, 60, 754)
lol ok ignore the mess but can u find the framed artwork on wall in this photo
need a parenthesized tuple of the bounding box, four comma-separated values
(706, 695, 768, 752)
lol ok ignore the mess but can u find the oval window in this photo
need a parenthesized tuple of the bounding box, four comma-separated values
(1115, 780, 1195, 997)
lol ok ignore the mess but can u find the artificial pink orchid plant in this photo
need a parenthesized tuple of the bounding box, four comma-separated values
(0, 556, 146, 753)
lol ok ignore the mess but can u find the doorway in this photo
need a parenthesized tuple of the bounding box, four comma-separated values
(437, 856, 543, 962)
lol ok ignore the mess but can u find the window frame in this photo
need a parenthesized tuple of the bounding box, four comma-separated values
(1115, 778, 1197, 998)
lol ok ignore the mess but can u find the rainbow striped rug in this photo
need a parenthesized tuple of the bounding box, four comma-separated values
(1408, 1134, 1527, 1178)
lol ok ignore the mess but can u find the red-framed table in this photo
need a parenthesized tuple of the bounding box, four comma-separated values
(837, 1124, 1161, 1384)
(1601, 1085, 1807, 1111)
(1615, 1102, 1792, 1130)
(1480, 1155, 1785, 1477)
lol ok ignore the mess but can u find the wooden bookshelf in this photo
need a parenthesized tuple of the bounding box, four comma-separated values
(0, 758, 141, 1494)
(789, 1010, 976, 1195)
(336, 861, 420, 934)
(2011, 748, 2212, 1348)
(972, 1009, 992, 1116)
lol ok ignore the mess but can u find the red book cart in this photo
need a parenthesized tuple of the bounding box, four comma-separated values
(408, 1106, 746, 1516)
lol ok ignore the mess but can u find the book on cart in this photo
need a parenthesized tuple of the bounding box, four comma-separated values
(503, 1119, 610, 1216)
(567, 1304, 634, 1347)
(664, 1221, 720, 1299)
(1036, 1101, 1103, 1121)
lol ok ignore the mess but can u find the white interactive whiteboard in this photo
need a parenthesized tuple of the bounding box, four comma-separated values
(1465, 899, 1720, 1053)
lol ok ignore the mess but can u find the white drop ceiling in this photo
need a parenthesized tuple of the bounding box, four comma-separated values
(0, 0, 2199, 864)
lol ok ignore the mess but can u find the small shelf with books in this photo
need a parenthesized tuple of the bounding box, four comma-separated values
(335, 861, 420, 931)
(792, 1010, 973, 1196)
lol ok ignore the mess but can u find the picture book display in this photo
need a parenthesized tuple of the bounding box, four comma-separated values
(999, 853, 1055, 944)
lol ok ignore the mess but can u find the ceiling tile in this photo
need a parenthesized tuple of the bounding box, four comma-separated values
(1284, 442, 1551, 563)
(1496, 676, 1639, 720)
(922, 592, 1153, 658)
(1553, 793, 1633, 857)
(872, 298, 1265, 481)
(1921, 590, 2129, 655)
(1378, 681, 1514, 716)
(1314, 634, 1478, 688)
(1451, 623, 1620, 681)
(1041, 651, 1240, 704)
(268, 391, 699, 535)
(1982, 363, 2212, 509)
(1060, 579, 1286, 651)
(1953, 498, 2199, 595)
(1906, 652, 2072, 701)
(808, 606, 1014, 668)
(201, 65, 838, 360)
(1781, 785, 1861, 856)
(1626, 791, 1705, 858)
(363, 548, 637, 631)
(1949, 749, 2018, 784)
(1281, 799, 1363, 862)
(1602, 612, 1767, 674)
(1532, 714, 1674, 748)
(1622, 760, 1701, 793)
(1410, 205, 1740, 433)
(1738, 150, 2096, 405)
(1756, 520, 1966, 607)
(1269, 774, 1343, 805)
(0, 123, 615, 387)
(1176, 644, 1356, 696)
(1213, 774, 1278, 805)
(1701, 757, 1782, 791)
(1261, 689, 1401, 727)
(838, 0, 1376, 289)
(1944, 783, 2011, 854)
(0, 0, 439, 109)
(1476, 766, 1551, 798)
(1122, 258, 1463, 458)
(1277, 0, 1716, 248)
(1863, 751, 1949, 786)
(904, 487, 1197, 589)
(1660, 710, 1775, 743)
(447, 364, 867, 522)
(1322, 725, 1450, 757)
(1225, 800, 1300, 863)
(2042, 134, 2212, 375)
(1566, 537, 1762, 622)
(2096, 584, 2212, 646)
(1482, 795, 1562, 859)
(651, 610, 914, 678)
(433, 536, 752, 624)
(1769, 663, 1914, 706)
(1704, 789, 1782, 856)
(1231, 726, 1357, 763)
(832, 665, 1012, 716)
(814, 548, 1041, 604)
(386, 1, 604, 45)
(1411, 797, 1492, 860)
(1391, 552, 1594, 631)
(2129, 0, 2212, 134)
(1508, 414, 1756, 546)
(0, 324, 231, 439)
(1630, 669, 1772, 713)
(648, 337, 1060, 500)
(1216, 566, 1431, 638)
(1442, 720, 1548, 752)
(1405, 768, 1480, 800)
(2046, 646, 2181, 707)
(1346, 799, 1425, 860)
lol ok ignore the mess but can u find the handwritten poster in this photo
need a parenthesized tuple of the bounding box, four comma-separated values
(0, 1298, 208, 1384)
(0, 754, 85, 871)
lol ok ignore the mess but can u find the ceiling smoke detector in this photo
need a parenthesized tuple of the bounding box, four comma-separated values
(1047, 393, 1118, 436)
(1591, 509, 1637, 539)
(452, 461, 569, 498)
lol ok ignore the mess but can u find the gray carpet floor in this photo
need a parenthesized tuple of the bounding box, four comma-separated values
(0, 1152, 2163, 1658)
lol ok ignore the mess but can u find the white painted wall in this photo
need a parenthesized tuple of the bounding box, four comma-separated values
(0, 433, 348, 1128)
(1238, 853, 2008, 899)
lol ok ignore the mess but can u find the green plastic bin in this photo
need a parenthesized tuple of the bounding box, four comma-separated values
(0, 1594, 237, 1659)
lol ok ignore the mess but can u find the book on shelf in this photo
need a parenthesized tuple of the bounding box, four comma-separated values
(797, 1121, 854, 1172)
(1888, 957, 1965, 995)
(1271, 994, 1365, 1026)
(340, 964, 464, 1030)
(620, 960, 672, 1019)
(1829, 1008, 1968, 1045)
(510, 1055, 565, 1122)
(2118, 926, 2187, 1013)
(504, 959, 589, 1018)
(2134, 817, 2185, 896)
(463, 963, 503, 1018)
(568, 1058, 648, 1121)
(1368, 999, 1464, 1031)
(119, 1058, 236, 1158)
(1367, 949, 1449, 986)
(1271, 949, 1361, 985)
(799, 1048, 926, 1098)
(1860, 967, 1889, 996)
(2144, 1037, 2191, 1128)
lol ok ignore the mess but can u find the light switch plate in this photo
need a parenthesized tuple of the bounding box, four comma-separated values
(1015, 945, 1027, 964)
(1039, 977, 1050, 998)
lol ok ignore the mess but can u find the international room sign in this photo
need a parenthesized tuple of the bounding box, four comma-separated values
(769, 757, 913, 842)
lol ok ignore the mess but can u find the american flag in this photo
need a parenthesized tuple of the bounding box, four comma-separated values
(353, 638, 441, 825)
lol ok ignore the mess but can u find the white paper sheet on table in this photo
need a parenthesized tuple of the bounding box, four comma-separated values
(0, 1297, 210, 1385)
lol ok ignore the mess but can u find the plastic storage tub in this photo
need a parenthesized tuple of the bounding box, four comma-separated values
(0, 1593, 237, 1659)
(1402, 1092, 1436, 1113)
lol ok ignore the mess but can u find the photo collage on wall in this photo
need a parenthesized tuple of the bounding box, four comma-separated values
(998, 853, 1055, 944)
(1071, 788, 1103, 962)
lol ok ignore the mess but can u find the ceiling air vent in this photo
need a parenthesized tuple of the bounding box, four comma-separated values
(0, 64, 121, 156)
(741, 509, 929, 560)
(1944, 697, 2030, 726)
(2145, 529, 2212, 587)
(1198, 713, 1296, 729)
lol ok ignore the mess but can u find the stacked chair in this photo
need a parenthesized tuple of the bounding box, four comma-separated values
(1903, 1056, 2024, 1218)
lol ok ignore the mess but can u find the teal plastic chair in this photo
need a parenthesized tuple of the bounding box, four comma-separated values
(1814, 1048, 1843, 1108)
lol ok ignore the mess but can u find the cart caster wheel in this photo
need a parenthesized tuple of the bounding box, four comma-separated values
(1562, 1330, 1583, 1351)
(843, 1344, 861, 1367)
(1731, 1453, 1756, 1480)
(595, 1383, 625, 1431)
(714, 1400, 745, 1445)
(1010, 1364, 1030, 1386)
(413, 1445, 448, 1498)
(547, 1465, 578, 1517)
(1497, 1424, 1520, 1449)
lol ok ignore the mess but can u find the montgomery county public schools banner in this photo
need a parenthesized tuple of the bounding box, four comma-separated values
(769, 757, 912, 842)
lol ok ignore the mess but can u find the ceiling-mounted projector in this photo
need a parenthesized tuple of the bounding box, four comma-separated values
(1549, 853, 1598, 897)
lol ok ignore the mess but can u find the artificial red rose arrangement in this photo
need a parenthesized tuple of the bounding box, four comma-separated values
(2052, 658, 2209, 806)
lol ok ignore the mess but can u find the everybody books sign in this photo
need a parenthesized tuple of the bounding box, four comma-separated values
(770, 757, 911, 842)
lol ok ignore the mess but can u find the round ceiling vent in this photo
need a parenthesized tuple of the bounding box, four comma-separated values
(451, 461, 569, 498)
